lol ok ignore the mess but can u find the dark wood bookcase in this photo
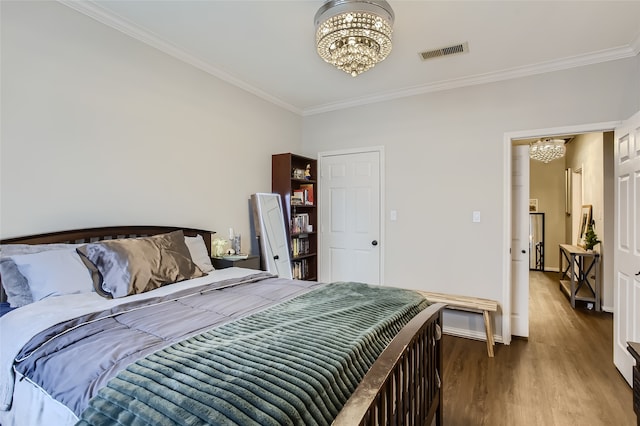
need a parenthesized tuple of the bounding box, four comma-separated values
(272, 153, 317, 280)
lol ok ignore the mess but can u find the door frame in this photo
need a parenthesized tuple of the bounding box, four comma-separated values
(502, 121, 620, 344)
(318, 146, 386, 285)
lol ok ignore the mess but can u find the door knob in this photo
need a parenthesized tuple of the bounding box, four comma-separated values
(273, 255, 279, 260)
(521, 250, 526, 254)
(372, 240, 378, 246)
(636, 271, 640, 276)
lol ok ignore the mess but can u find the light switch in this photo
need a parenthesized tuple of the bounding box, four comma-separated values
(390, 210, 397, 221)
(472, 211, 481, 223)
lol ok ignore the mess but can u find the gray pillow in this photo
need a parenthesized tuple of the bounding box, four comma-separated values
(76, 230, 205, 299)
(11, 250, 94, 302)
(0, 243, 82, 307)
(0, 258, 33, 308)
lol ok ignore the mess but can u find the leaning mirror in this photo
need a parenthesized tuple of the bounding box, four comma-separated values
(251, 193, 293, 279)
(529, 213, 544, 271)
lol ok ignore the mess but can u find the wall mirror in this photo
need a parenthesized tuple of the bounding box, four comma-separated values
(529, 212, 544, 271)
(251, 193, 292, 279)
(577, 204, 592, 247)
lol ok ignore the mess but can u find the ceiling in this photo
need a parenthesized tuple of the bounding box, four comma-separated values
(63, 1, 640, 116)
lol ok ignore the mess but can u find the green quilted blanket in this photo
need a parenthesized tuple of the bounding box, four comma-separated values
(77, 282, 429, 426)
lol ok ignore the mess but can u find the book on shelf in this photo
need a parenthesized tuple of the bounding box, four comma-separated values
(291, 213, 310, 234)
(291, 189, 304, 205)
(299, 184, 314, 205)
(291, 235, 309, 257)
(292, 259, 308, 280)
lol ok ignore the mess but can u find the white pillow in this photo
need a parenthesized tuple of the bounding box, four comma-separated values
(184, 235, 214, 273)
(10, 250, 94, 302)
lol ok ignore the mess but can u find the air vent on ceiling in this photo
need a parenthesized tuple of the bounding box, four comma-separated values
(419, 42, 469, 61)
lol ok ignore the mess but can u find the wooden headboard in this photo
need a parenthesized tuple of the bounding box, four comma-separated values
(0, 226, 215, 254)
(0, 226, 215, 302)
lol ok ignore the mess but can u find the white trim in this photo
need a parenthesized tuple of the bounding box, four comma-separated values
(502, 132, 512, 344)
(302, 46, 638, 115)
(503, 120, 621, 345)
(317, 146, 385, 285)
(442, 325, 504, 345)
(59, 1, 640, 117)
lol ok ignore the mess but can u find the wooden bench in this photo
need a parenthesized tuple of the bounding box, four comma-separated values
(418, 291, 499, 357)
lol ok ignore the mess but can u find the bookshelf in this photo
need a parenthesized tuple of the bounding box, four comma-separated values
(272, 153, 317, 280)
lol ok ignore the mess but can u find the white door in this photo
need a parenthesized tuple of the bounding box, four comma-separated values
(319, 149, 382, 284)
(613, 110, 640, 385)
(511, 145, 530, 337)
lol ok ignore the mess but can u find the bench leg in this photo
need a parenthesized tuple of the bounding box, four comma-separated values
(483, 310, 495, 357)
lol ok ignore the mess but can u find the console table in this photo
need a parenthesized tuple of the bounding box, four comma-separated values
(558, 244, 600, 311)
(629, 342, 640, 426)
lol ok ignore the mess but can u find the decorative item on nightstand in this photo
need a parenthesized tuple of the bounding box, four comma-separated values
(212, 238, 227, 258)
(228, 228, 241, 255)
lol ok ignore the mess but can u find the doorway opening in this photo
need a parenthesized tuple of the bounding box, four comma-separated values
(502, 121, 619, 344)
(507, 128, 615, 341)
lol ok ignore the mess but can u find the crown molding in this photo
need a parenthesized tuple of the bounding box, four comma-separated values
(59, 0, 303, 116)
(303, 41, 640, 116)
(59, 1, 639, 118)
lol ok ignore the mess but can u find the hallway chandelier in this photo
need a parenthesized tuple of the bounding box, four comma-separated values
(314, 0, 394, 77)
(529, 138, 566, 163)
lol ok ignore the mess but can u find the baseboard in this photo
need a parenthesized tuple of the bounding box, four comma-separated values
(602, 305, 614, 313)
(442, 325, 504, 344)
(544, 267, 560, 273)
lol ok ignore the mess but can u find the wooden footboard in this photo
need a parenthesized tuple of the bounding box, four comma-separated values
(334, 302, 445, 426)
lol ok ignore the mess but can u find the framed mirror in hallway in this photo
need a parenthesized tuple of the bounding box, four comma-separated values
(529, 212, 544, 271)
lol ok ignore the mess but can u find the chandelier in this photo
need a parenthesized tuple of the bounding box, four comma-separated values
(529, 138, 566, 163)
(314, 0, 394, 77)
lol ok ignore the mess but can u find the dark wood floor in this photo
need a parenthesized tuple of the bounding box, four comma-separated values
(442, 271, 635, 425)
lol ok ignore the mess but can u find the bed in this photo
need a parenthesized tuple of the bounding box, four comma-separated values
(0, 226, 444, 426)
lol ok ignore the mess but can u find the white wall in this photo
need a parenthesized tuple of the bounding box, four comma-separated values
(303, 58, 639, 338)
(0, 1, 302, 249)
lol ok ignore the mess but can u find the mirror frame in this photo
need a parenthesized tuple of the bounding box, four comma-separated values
(577, 204, 592, 248)
(529, 212, 545, 271)
(251, 193, 293, 279)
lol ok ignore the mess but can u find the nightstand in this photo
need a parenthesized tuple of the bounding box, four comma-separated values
(212, 255, 261, 270)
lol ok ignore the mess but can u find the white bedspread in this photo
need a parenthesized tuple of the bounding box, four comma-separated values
(0, 267, 259, 412)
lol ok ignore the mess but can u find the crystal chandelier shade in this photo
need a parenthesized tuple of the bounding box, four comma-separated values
(529, 138, 566, 163)
(315, 0, 394, 77)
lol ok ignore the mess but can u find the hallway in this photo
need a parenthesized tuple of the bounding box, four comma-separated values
(442, 270, 635, 425)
